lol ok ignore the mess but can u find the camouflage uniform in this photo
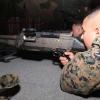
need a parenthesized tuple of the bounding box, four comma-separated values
(60, 37, 100, 96)
(0, 96, 10, 100)
(0, 74, 19, 100)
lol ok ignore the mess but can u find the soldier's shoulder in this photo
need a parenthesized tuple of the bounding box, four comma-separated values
(77, 50, 95, 65)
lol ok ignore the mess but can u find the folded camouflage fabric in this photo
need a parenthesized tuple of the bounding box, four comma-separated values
(0, 96, 10, 100)
(0, 74, 19, 90)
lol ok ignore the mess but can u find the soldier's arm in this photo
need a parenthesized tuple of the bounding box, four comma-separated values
(60, 50, 100, 96)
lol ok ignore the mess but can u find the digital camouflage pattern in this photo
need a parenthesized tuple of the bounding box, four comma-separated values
(0, 74, 19, 89)
(60, 37, 100, 96)
(0, 96, 10, 100)
(0, 74, 19, 100)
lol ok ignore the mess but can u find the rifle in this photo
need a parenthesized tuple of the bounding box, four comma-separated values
(0, 28, 86, 62)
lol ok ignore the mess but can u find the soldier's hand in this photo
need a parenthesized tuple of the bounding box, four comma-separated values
(64, 51, 75, 60)
(59, 56, 68, 65)
(59, 51, 75, 65)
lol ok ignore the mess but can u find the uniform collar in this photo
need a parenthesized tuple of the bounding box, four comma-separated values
(92, 37, 100, 48)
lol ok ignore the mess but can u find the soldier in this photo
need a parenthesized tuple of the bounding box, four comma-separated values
(0, 74, 19, 100)
(70, 20, 86, 52)
(59, 8, 100, 96)
(71, 20, 83, 38)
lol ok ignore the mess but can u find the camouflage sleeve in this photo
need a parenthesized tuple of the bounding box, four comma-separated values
(60, 50, 100, 96)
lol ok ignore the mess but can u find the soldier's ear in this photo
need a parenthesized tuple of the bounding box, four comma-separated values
(95, 27, 100, 34)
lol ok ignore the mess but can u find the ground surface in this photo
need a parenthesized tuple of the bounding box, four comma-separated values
(0, 51, 100, 100)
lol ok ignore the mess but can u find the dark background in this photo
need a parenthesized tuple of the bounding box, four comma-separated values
(0, 0, 100, 34)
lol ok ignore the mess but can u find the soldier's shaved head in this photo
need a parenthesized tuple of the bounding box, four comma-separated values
(82, 8, 100, 48)
(83, 8, 100, 29)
